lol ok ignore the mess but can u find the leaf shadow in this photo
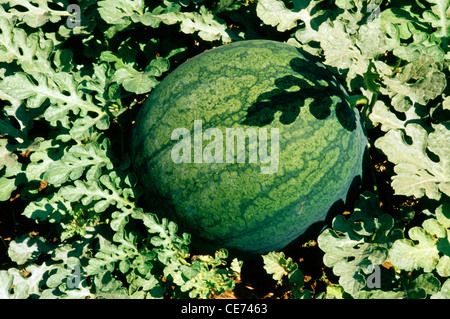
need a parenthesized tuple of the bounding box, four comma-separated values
(242, 55, 356, 132)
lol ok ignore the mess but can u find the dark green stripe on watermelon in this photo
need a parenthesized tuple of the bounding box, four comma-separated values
(131, 40, 367, 255)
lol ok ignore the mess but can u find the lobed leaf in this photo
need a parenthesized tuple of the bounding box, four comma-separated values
(256, 0, 306, 32)
(375, 123, 450, 200)
(44, 140, 113, 185)
(317, 191, 402, 296)
(0, 0, 71, 28)
(0, 139, 22, 201)
(0, 16, 54, 72)
(389, 227, 440, 273)
(0, 270, 30, 299)
(389, 203, 450, 274)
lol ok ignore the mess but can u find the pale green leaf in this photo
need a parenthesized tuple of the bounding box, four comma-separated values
(355, 289, 405, 299)
(22, 194, 70, 223)
(389, 227, 440, 272)
(101, 51, 169, 94)
(256, 0, 307, 32)
(0, 270, 29, 299)
(421, 0, 450, 49)
(0, 139, 23, 201)
(317, 191, 399, 296)
(0, 0, 70, 28)
(375, 123, 450, 200)
(368, 100, 424, 132)
(379, 55, 446, 109)
(437, 255, 450, 277)
(436, 203, 450, 229)
(98, 0, 145, 24)
(0, 73, 38, 100)
(431, 279, 450, 299)
(151, 6, 231, 42)
(8, 234, 53, 265)
(409, 273, 441, 296)
(262, 251, 293, 282)
(442, 96, 450, 111)
(0, 177, 16, 202)
(92, 270, 129, 298)
(25, 139, 64, 181)
(1, 72, 105, 136)
(318, 20, 368, 82)
(0, 16, 54, 73)
(44, 140, 113, 185)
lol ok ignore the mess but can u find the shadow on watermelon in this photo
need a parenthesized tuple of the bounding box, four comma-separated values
(242, 56, 357, 132)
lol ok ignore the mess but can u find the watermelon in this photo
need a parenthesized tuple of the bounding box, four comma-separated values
(131, 40, 367, 255)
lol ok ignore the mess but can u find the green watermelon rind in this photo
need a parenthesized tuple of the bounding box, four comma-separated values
(132, 40, 367, 254)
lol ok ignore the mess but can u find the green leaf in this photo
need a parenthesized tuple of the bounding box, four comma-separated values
(100, 51, 169, 94)
(91, 270, 129, 298)
(0, 0, 70, 28)
(86, 243, 135, 276)
(59, 180, 113, 212)
(135, 211, 190, 264)
(256, 0, 310, 32)
(375, 123, 450, 200)
(22, 193, 70, 223)
(421, 0, 450, 51)
(0, 139, 23, 201)
(8, 234, 53, 265)
(407, 273, 441, 298)
(174, 250, 236, 299)
(0, 114, 25, 142)
(389, 227, 440, 272)
(117, 69, 158, 95)
(110, 210, 130, 232)
(262, 251, 300, 283)
(317, 191, 400, 296)
(44, 140, 113, 185)
(436, 256, 450, 277)
(379, 55, 446, 110)
(148, 6, 232, 42)
(325, 285, 349, 299)
(0, 270, 30, 299)
(70, 116, 111, 141)
(432, 279, 450, 299)
(368, 100, 421, 132)
(128, 275, 160, 296)
(0, 72, 106, 138)
(0, 16, 54, 72)
(98, 0, 145, 24)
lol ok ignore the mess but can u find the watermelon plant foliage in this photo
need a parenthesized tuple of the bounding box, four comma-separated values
(0, 0, 449, 299)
